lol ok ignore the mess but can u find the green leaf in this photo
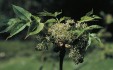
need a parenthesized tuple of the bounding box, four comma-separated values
(70, 30, 81, 35)
(7, 18, 20, 25)
(0, 18, 20, 33)
(86, 34, 92, 50)
(0, 23, 15, 33)
(12, 5, 31, 21)
(38, 11, 62, 17)
(78, 16, 94, 23)
(6, 22, 28, 39)
(92, 15, 101, 19)
(54, 12, 62, 17)
(38, 11, 54, 17)
(27, 23, 44, 37)
(76, 30, 85, 38)
(90, 33, 102, 44)
(84, 25, 103, 31)
(45, 19, 57, 27)
(26, 16, 44, 38)
(60, 17, 71, 22)
(76, 25, 102, 38)
(70, 28, 84, 39)
(32, 15, 41, 23)
(45, 18, 57, 23)
(78, 10, 101, 23)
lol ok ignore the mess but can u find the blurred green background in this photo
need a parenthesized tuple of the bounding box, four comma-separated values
(0, 0, 113, 70)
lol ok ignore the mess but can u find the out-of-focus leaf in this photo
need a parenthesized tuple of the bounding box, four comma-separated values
(86, 9, 93, 16)
(0, 19, 9, 27)
(100, 11, 113, 24)
(105, 14, 113, 24)
(100, 11, 105, 17)
(12, 5, 31, 21)
(98, 29, 112, 38)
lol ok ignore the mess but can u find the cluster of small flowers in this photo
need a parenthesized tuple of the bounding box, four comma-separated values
(75, 23, 87, 29)
(47, 20, 89, 64)
(69, 47, 84, 64)
(48, 23, 74, 43)
(35, 42, 48, 51)
(69, 34, 88, 64)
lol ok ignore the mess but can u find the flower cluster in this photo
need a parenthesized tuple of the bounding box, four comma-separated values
(48, 23, 75, 43)
(47, 20, 89, 64)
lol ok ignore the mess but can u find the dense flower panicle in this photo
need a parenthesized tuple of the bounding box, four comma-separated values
(69, 36, 88, 64)
(47, 21, 89, 64)
(48, 23, 75, 43)
(69, 47, 84, 64)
